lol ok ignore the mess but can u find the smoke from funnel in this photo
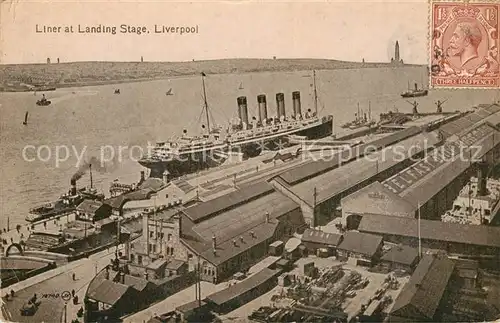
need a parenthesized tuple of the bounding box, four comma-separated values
(71, 155, 118, 182)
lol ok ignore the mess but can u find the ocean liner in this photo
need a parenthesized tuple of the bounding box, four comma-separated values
(139, 71, 334, 179)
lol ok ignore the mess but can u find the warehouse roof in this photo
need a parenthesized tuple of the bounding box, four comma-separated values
(285, 132, 439, 206)
(87, 279, 132, 306)
(104, 194, 130, 210)
(342, 181, 416, 217)
(397, 128, 500, 204)
(182, 181, 274, 223)
(206, 268, 279, 306)
(391, 254, 455, 320)
(278, 126, 422, 184)
(191, 191, 299, 243)
(381, 245, 419, 266)
(184, 220, 279, 266)
(301, 228, 342, 246)
(337, 231, 383, 257)
(122, 274, 152, 292)
(382, 141, 463, 195)
(358, 213, 500, 248)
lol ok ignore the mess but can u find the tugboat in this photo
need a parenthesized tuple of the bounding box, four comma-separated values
(25, 166, 104, 223)
(36, 94, 51, 106)
(401, 82, 428, 98)
(166, 88, 173, 96)
(114, 89, 121, 94)
(139, 71, 334, 179)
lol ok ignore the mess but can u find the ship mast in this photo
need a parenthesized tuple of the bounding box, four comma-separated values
(201, 72, 211, 132)
(313, 70, 318, 115)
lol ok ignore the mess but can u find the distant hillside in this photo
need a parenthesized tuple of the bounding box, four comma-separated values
(0, 58, 422, 91)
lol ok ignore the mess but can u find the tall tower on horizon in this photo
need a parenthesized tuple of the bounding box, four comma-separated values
(395, 41, 400, 62)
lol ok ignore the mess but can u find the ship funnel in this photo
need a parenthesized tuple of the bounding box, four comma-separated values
(70, 179, 77, 195)
(276, 93, 285, 119)
(292, 91, 301, 117)
(237, 96, 249, 126)
(414, 83, 418, 91)
(257, 94, 268, 123)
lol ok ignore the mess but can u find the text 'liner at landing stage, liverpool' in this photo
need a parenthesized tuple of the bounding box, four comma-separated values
(139, 71, 334, 179)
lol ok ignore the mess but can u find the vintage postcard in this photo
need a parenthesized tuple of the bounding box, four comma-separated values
(1, 1, 500, 323)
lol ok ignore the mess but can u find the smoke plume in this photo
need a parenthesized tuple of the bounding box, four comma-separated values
(71, 155, 118, 182)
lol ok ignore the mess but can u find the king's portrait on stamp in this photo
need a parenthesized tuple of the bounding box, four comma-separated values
(431, 1, 500, 88)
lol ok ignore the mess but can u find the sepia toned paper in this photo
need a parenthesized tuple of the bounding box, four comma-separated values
(1, 1, 500, 323)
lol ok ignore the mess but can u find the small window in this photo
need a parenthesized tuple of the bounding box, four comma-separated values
(138, 255, 143, 265)
(168, 234, 172, 241)
(130, 254, 135, 262)
(149, 231, 154, 238)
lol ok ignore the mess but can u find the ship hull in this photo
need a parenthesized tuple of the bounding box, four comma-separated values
(401, 90, 428, 98)
(140, 117, 333, 178)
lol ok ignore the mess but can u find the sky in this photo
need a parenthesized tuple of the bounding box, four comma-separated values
(1, 0, 429, 65)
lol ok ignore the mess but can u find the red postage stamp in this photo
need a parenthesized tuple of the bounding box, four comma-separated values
(430, 1, 499, 88)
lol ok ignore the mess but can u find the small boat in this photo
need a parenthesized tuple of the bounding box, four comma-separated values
(341, 102, 375, 129)
(238, 82, 244, 90)
(114, 89, 120, 94)
(401, 82, 428, 98)
(23, 111, 29, 125)
(166, 88, 173, 96)
(36, 96, 51, 106)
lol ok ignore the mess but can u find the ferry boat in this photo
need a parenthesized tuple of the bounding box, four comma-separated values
(25, 173, 104, 223)
(139, 71, 334, 179)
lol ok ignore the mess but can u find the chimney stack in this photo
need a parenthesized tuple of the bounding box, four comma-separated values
(212, 235, 217, 250)
(140, 171, 145, 183)
(276, 93, 286, 119)
(240, 236, 244, 243)
(233, 239, 237, 247)
(265, 212, 270, 223)
(292, 91, 302, 117)
(142, 213, 149, 255)
(70, 179, 77, 195)
(250, 231, 255, 238)
(89, 164, 93, 189)
(414, 83, 418, 91)
(237, 96, 249, 126)
(477, 163, 488, 196)
(258, 94, 268, 123)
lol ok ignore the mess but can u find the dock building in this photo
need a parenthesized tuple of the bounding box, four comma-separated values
(124, 103, 500, 283)
(341, 103, 500, 228)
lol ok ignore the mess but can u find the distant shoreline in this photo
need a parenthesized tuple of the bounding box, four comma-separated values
(0, 58, 424, 92)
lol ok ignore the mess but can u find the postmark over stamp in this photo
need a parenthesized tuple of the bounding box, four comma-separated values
(430, 1, 499, 88)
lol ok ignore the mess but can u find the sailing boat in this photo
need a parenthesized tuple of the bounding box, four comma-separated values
(238, 82, 244, 90)
(22, 111, 29, 125)
(166, 88, 173, 96)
